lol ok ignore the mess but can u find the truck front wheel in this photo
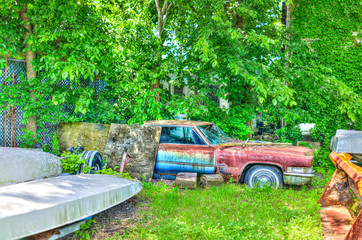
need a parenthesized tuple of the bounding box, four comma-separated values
(244, 165, 283, 189)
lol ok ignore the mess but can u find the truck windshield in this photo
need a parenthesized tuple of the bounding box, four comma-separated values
(198, 124, 233, 145)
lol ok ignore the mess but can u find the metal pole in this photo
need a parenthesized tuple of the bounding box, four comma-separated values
(94, 75, 98, 98)
(11, 73, 15, 147)
(3, 55, 7, 147)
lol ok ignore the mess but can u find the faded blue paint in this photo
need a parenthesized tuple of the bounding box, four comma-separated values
(153, 173, 176, 180)
(157, 150, 212, 165)
(154, 161, 215, 176)
(213, 151, 216, 167)
(154, 145, 216, 179)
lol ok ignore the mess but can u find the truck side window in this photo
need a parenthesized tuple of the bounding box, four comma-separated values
(160, 127, 206, 145)
(184, 128, 206, 145)
(160, 127, 184, 144)
(191, 130, 206, 145)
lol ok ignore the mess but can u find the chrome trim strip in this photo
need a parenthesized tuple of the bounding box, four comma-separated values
(283, 172, 315, 177)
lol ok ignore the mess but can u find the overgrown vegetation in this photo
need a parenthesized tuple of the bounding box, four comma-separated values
(75, 219, 97, 240)
(96, 166, 133, 180)
(105, 177, 328, 240)
(1, 1, 359, 143)
(60, 152, 87, 175)
(0, 1, 359, 236)
(260, 0, 361, 143)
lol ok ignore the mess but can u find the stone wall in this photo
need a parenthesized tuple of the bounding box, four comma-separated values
(58, 122, 161, 180)
(104, 124, 161, 180)
(57, 122, 110, 154)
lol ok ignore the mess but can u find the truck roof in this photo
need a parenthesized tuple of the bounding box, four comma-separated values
(144, 120, 212, 126)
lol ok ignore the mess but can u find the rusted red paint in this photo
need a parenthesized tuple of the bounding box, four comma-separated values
(151, 121, 313, 182)
(345, 210, 362, 240)
(214, 145, 313, 181)
(319, 152, 362, 240)
(320, 206, 354, 240)
(318, 169, 355, 207)
(330, 152, 362, 197)
(256, 146, 314, 156)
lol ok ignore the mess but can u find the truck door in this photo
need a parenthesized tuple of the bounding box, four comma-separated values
(154, 126, 216, 179)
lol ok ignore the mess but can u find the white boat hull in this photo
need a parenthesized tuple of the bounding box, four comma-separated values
(0, 174, 142, 240)
(0, 147, 62, 186)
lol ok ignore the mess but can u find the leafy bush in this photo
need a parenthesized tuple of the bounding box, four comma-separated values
(275, 126, 302, 145)
(184, 99, 254, 139)
(51, 132, 61, 156)
(60, 152, 87, 174)
(75, 219, 96, 240)
(96, 166, 133, 180)
(313, 147, 336, 175)
(18, 129, 40, 148)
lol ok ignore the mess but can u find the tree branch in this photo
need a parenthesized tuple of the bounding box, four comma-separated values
(163, 3, 172, 30)
(155, 0, 161, 15)
(162, 0, 167, 14)
(155, 0, 163, 36)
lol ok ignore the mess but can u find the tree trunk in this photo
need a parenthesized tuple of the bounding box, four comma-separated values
(154, 0, 172, 102)
(281, 2, 292, 128)
(19, 3, 37, 142)
(247, 120, 253, 139)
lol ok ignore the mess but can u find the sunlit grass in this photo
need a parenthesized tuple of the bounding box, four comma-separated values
(113, 174, 331, 240)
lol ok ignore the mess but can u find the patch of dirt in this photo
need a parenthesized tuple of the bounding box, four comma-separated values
(60, 180, 177, 239)
(315, 173, 325, 180)
(151, 178, 175, 185)
(60, 196, 145, 240)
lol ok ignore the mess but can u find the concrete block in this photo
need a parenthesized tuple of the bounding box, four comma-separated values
(175, 172, 197, 189)
(104, 124, 161, 181)
(200, 174, 224, 187)
(57, 122, 110, 154)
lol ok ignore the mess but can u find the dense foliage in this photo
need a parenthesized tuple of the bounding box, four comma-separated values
(262, 0, 361, 141)
(0, 0, 361, 142)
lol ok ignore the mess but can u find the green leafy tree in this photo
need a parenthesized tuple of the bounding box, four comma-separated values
(166, 0, 296, 137)
(0, 0, 120, 135)
(1, 0, 360, 143)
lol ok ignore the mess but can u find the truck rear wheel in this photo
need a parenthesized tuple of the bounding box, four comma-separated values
(244, 165, 283, 189)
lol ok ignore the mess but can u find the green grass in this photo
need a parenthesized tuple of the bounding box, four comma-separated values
(113, 175, 331, 240)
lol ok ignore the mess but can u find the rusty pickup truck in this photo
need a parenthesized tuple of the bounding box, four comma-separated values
(144, 120, 314, 188)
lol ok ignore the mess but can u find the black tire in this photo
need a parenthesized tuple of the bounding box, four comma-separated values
(87, 151, 103, 173)
(91, 158, 102, 173)
(77, 151, 103, 174)
(244, 165, 283, 189)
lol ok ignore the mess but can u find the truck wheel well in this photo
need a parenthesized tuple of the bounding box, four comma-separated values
(239, 164, 283, 183)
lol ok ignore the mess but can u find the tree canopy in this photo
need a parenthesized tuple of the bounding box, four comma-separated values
(0, 0, 361, 140)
